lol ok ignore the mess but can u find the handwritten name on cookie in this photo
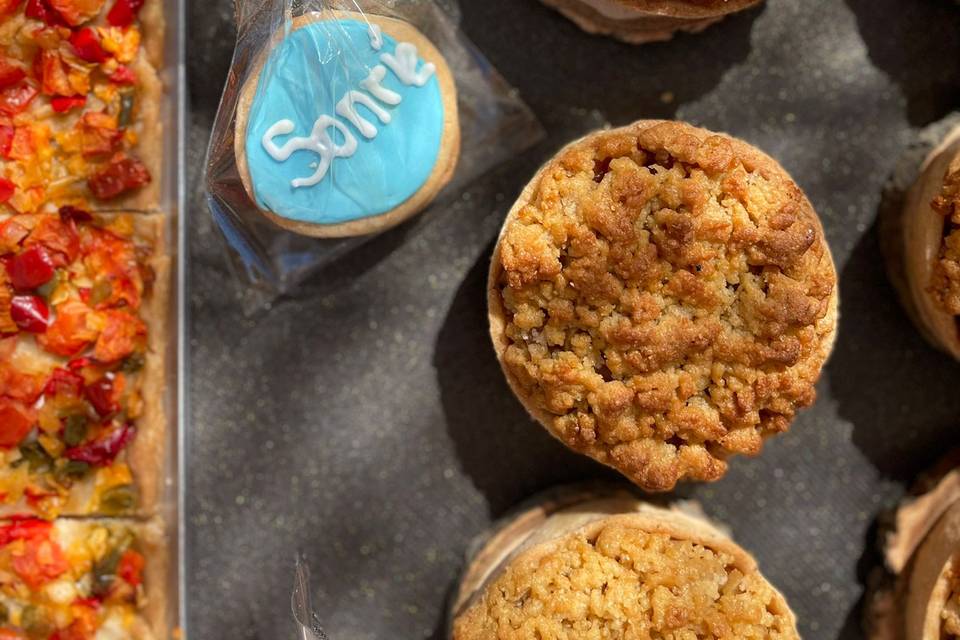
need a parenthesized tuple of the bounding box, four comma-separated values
(262, 25, 437, 189)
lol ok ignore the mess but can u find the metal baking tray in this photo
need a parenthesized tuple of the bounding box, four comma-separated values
(159, 0, 186, 636)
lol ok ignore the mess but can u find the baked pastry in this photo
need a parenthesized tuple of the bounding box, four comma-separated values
(881, 124, 960, 360)
(451, 490, 799, 639)
(867, 454, 960, 639)
(539, 0, 763, 44)
(0, 517, 164, 640)
(0, 206, 167, 518)
(235, 11, 460, 238)
(0, 0, 163, 210)
(488, 120, 838, 491)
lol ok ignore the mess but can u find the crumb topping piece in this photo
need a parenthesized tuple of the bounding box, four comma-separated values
(456, 520, 797, 639)
(495, 123, 836, 490)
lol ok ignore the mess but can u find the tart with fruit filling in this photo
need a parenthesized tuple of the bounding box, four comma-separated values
(0, 0, 163, 212)
(0, 518, 160, 640)
(0, 206, 166, 518)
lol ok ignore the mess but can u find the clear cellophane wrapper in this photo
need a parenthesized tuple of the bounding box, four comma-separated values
(204, 0, 544, 311)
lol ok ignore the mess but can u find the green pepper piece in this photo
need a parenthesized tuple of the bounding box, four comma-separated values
(121, 352, 145, 373)
(99, 484, 137, 515)
(36, 271, 61, 300)
(21, 605, 53, 638)
(118, 92, 135, 128)
(55, 460, 91, 485)
(89, 279, 113, 307)
(18, 442, 53, 473)
(92, 531, 134, 597)
(64, 415, 88, 447)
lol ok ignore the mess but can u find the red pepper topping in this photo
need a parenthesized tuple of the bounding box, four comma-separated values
(109, 65, 136, 85)
(10, 295, 49, 333)
(6, 245, 55, 290)
(68, 357, 93, 371)
(0, 60, 25, 91)
(117, 549, 144, 586)
(0, 84, 39, 116)
(59, 205, 93, 223)
(0, 178, 13, 204)
(0, 124, 12, 158)
(50, 95, 86, 113)
(0, 0, 25, 16)
(0, 401, 34, 448)
(69, 28, 108, 64)
(64, 422, 135, 466)
(84, 377, 118, 416)
(24, 0, 62, 25)
(43, 367, 84, 398)
(87, 153, 151, 200)
(105, 0, 143, 27)
(0, 519, 51, 546)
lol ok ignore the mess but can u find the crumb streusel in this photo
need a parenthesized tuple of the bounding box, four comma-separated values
(454, 517, 797, 639)
(490, 121, 837, 491)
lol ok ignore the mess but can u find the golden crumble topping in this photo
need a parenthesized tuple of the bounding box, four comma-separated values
(454, 520, 797, 639)
(493, 122, 836, 491)
(944, 561, 960, 638)
(929, 162, 960, 317)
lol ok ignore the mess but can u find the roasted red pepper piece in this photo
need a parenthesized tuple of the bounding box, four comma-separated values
(12, 534, 69, 589)
(0, 519, 51, 545)
(84, 376, 118, 416)
(59, 205, 93, 223)
(37, 299, 96, 356)
(64, 422, 135, 466)
(6, 245, 55, 290)
(93, 310, 144, 362)
(0, 178, 13, 204)
(24, 0, 63, 25)
(0, 84, 39, 116)
(87, 153, 151, 200)
(0, 124, 12, 158)
(106, 0, 142, 27)
(51, 95, 86, 113)
(0, 60, 25, 91)
(109, 65, 136, 85)
(24, 214, 80, 266)
(69, 27, 108, 64)
(118, 549, 144, 586)
(10, 295, 50, 332)
(0, 0, 25, 16)
(0, 401, 34, 448)
(43, 367, 84, 398)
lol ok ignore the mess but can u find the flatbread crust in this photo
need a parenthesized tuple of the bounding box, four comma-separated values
(234, 10, 460, 238)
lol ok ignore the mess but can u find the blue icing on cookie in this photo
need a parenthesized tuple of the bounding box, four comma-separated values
(245, 19, 446, 225)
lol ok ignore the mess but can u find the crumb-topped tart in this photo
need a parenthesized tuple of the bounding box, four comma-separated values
(0, 518, 161, 640)
(867, 453, 960, 640)
(0, 206, 166, 519)
(488, 120, 838, 491)
(539, 0, 762, 44)
(882, 125, 960, 360)
(452, 491, 799, 639)
(0, 0, 162, 212)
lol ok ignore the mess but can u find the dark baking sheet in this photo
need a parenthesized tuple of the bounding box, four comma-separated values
(185, 1, 960, 638)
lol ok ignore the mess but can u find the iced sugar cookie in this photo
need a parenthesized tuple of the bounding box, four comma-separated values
(235, 12, 460, 238)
